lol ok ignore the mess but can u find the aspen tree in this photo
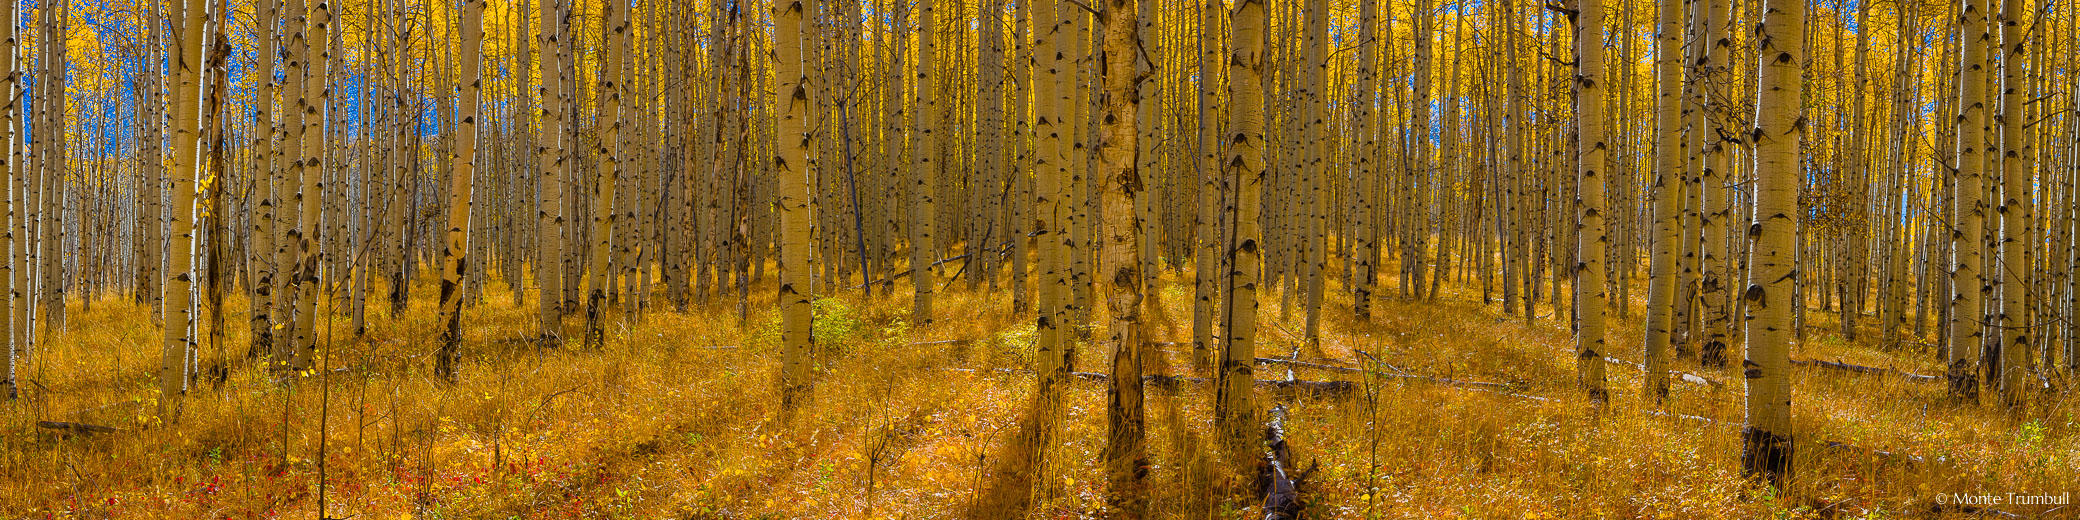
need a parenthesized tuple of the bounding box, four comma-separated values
(275, 0, 308, 365)
(776, 0, 816, 412)
(437, 0, 486, 381)
(139, 8, 163, 318)
(1034, 0, 1070, 395)
(1743, 0, 1804, 487)
(1191, 0, 1220, 350)
(1574, 0, 1610, 401)
(0, 0, 14, 400)
(248, 0, 278, 360)
(1215, 0, 1265, 448)
(1349, 0, 1376, 321)
(537, 0, 568, 350)
(1098, 0, 1146, 512)
(1697, 0, 1731, 367)
(1403, 0, 1432, 300)
(980, 0, 1006, 295)
(585, 0, 630, 351)
(1948, 0, 1988, 400)
(1994, 0, 2029, 404)
(161, 0, 208, 419)
(35, 0, 62, 338)
(1641, 0, 1683, 402)
(1299, 0, 1326, 349)
(1010, 0, 1033, 313)
(911, 0, 939, 325)
(288, 0, 333, 371)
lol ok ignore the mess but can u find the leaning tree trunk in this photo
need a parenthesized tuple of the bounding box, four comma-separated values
(436, 0, 485, 381)
(1742, 0, 1805, 489)
(584, 0, 630, 351)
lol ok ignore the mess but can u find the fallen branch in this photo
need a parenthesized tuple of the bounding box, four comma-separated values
(1260, 404, 1312, 520)
(1818, 440, 1947, 466)
(36, 421, 118, 434)
(907, 339, 973, 347)
(846, 254, 976, 289)
(66, 400, 142, 418)
(1790, 358, 1940, 383)
(1643, 409, 1721, 426)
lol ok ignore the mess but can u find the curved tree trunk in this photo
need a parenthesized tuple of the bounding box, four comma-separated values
(436, 0, 486, 381)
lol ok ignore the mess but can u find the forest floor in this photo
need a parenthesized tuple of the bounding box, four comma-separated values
(2, 265, 2077, 519)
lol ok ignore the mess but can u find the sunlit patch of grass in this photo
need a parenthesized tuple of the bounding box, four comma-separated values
(1, 258, 2075, 518)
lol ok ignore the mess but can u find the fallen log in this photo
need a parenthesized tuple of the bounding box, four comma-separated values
(1260, 404, 1312, 520)
(906, 339, 973, 347)
(1066, 371, 1354, 394)
(1260, 356, 1516, 393)
(1818, 440, 1948, 466)
(1602, 357, 1727, 389)
(1790, 358, 1940, 383)
(36, 421, 118, 434)
(1255, 357, 1362, 374)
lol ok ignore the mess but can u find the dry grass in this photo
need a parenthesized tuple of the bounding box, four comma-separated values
(2, 264, 2076, 519)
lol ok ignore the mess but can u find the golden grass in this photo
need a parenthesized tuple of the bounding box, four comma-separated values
(2, 264, 2075, 519)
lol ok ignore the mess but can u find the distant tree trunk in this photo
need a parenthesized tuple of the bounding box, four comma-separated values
(775, 0, 816, 412)
(1098, 0, 1146, 514)
(436, 0, 485, 381)
(35, 1, 63, 340)
(1696, 0, 1732, 368)
(1742, 0, 1804, 488)
(1573, 0, 1610, 402)
(1298, 0, 1326, 350)
(1402, 0, 1431, 300)
(1348, 0, 1376, 322)
(161, 0, 208, 419)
